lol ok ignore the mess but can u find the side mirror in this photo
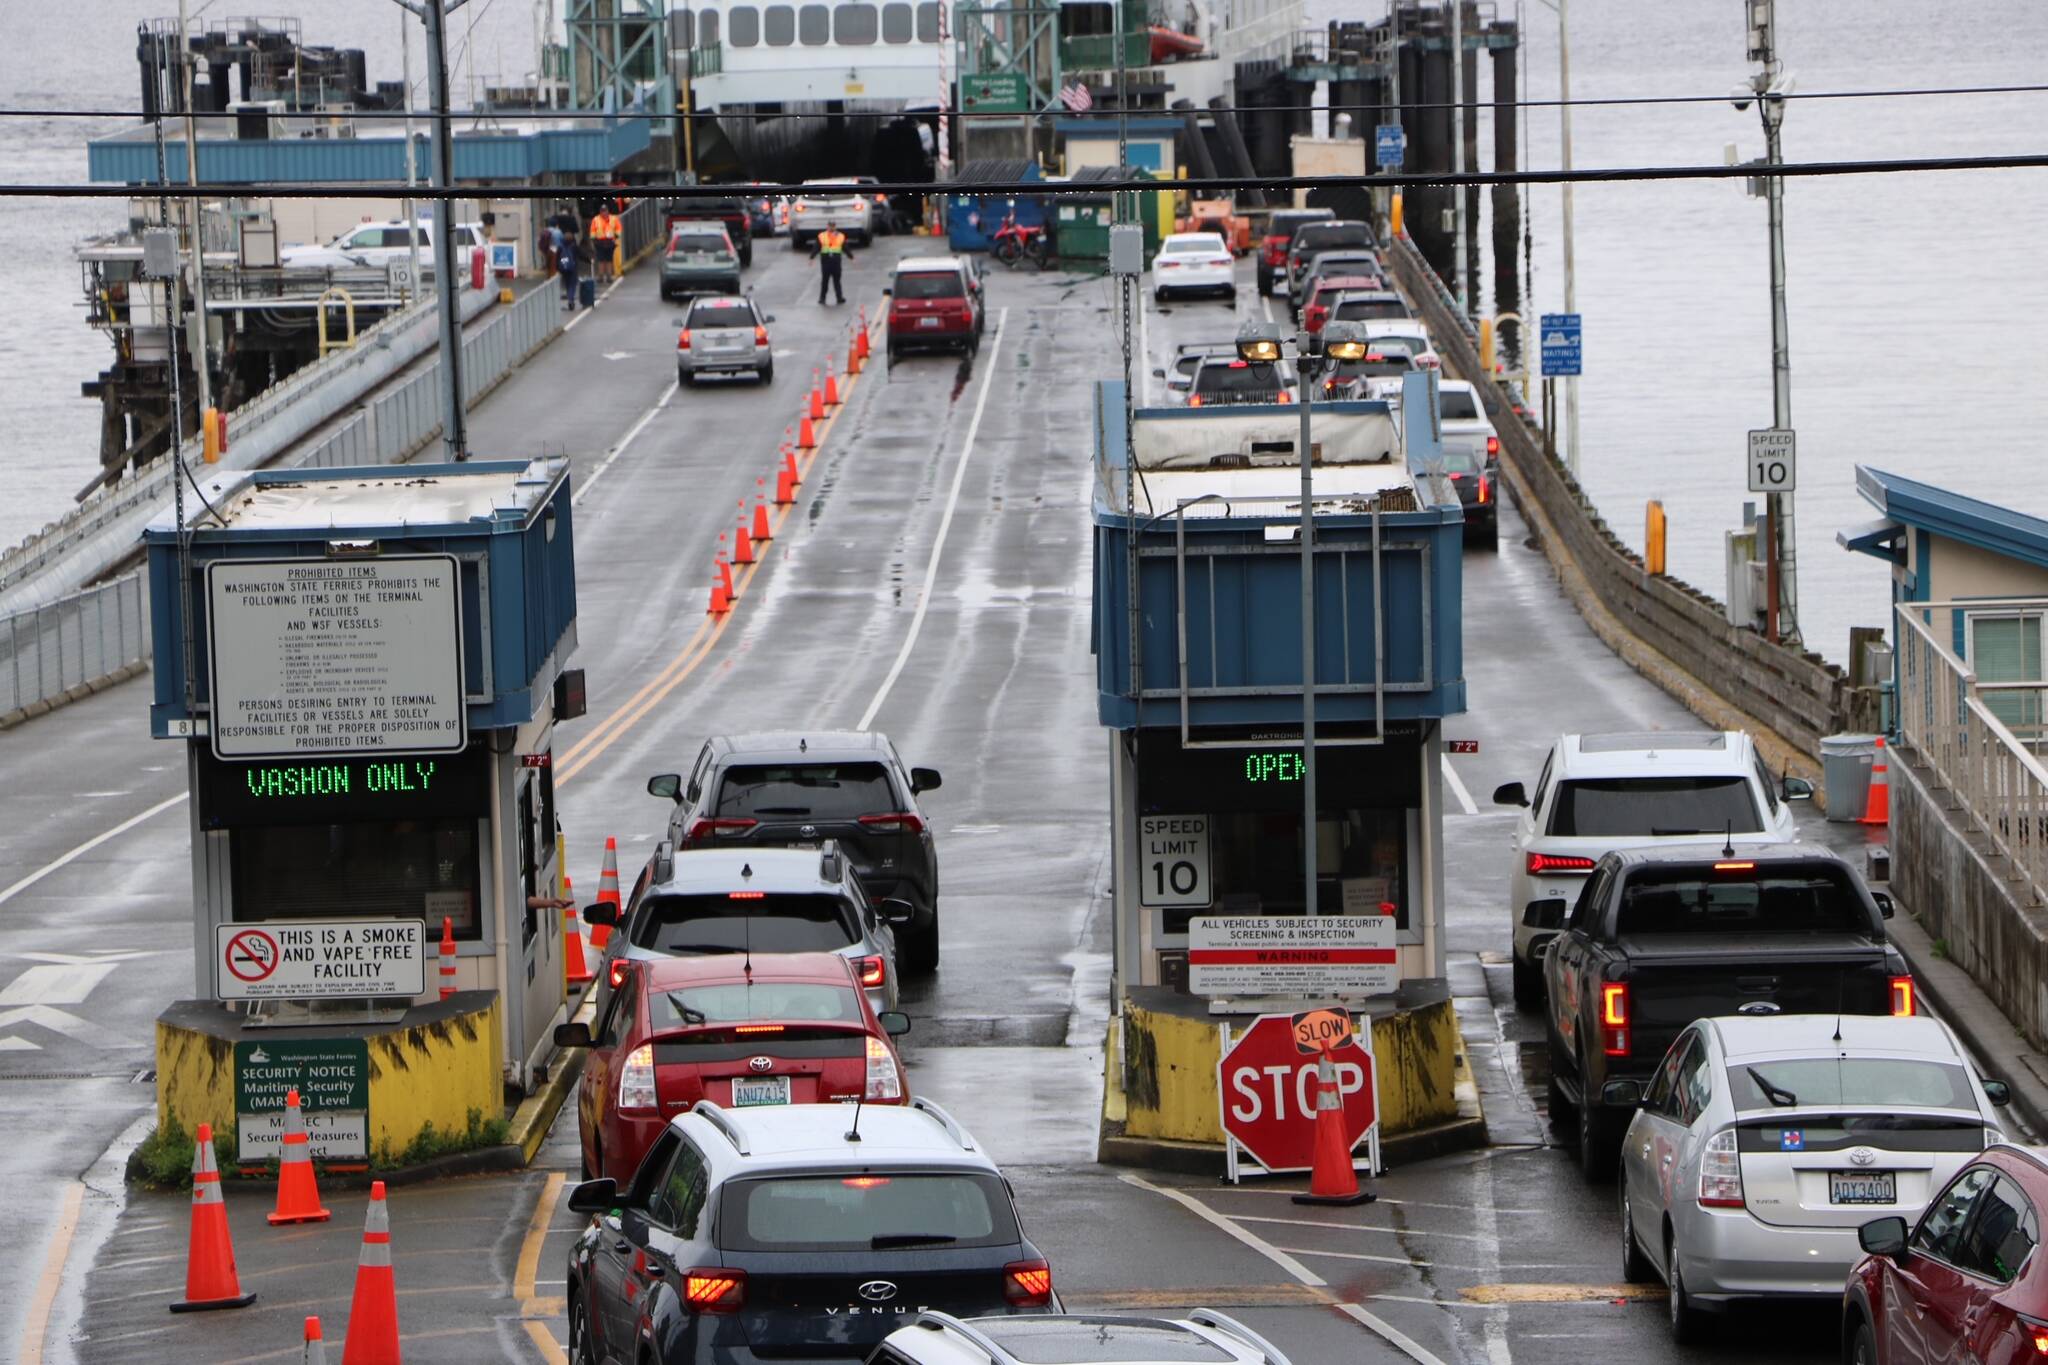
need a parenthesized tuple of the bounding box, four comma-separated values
(881, 286, 893, 296)
(1493, 781, 1529, 808)
(1858, 1215, 1909, 1259)
(1151, 367, 1167, 379)
(764, 313, 777, 323)
(1782, 775, 1815, 802)
(877, 898, 916, 926)
(910, 767, 942, 795)
(1600, 1079, 1644, 1108)
(1984, 1079, 2013, 1107)
(1872, 891, 1895, 920)
(878, 1010, 912, 1037)
(1521, 898, 1568, 930)
(566, 1178, 618, 1214)
(648, 773, 682, 802)
(554, 1021, 594, 1049)
(583, 902, 619, 928)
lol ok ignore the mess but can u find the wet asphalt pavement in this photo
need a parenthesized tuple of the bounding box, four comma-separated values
(0, 239, 1876, 1363)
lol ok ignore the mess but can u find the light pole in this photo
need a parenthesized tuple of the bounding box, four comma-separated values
(1236, 320, 1370, 918)
(390, 0, 472, 461)
(1740, 0, 1798, 645)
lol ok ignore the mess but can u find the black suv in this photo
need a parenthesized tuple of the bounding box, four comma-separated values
(651, 732, 942, 974)
(566, 1099, 1055, 1365)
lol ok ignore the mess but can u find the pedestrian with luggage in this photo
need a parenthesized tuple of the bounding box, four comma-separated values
(557, 229, 582, 310)
(813, 225, 848, 305)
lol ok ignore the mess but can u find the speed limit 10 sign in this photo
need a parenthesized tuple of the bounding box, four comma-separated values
(1748, 427, 1796, 493)
(1139, 814, 1210, 908)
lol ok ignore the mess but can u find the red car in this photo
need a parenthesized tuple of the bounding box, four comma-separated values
(557, 951, 911, 1183)
(1300, 272, 1386, 334)
(1843, 1144, 2048, 1364)
(886, 255, 984, 361)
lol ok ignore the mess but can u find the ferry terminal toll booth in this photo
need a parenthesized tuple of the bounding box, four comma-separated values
(1092, 375, 1471, 1163)
(142, 462, 582, 1163)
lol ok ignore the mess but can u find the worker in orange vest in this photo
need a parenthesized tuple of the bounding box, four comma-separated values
(588, 207, 622, 282)
(813, 226, 848, 305)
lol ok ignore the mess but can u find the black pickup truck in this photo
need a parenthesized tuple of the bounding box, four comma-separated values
(1541, 842, 1909, 1178)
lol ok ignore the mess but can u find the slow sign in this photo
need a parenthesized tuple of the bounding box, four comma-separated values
(1218, 1013, 1379, 1176)
(214, 918, 426, 1001)
(1291, 1006, 1354, 1055)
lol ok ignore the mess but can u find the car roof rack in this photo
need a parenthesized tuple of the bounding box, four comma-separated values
(1188, 1307, 1288, 1363)
(689, 1100, 751, 1156)
(909, 1096, 976, 1152)
(909, 1311, 1005, 1362)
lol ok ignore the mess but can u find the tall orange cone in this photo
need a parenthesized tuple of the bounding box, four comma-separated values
(268, 1088, 332, 1225)
(783, 446, 801, 484)
(797, 413, 818, 450)
(808, 383, 825, 421)
(716, 555, 736, 603)
(1861, 737, 1891, 825)
(1291, 1046, 1374, 1207)
(593, 837, 622, 950)
(823, 370, 841, 407)
(752, 492, 774, 542)
(733, 521, 755, 565)
(708, 575, 731, 615)
(305, 1315, 330, 1365)
(436, 916, 457, 1001)
(170, 1122, 257, 1312)
(774, 466, 796, 506)
(341, 1181, 400, 1365)
(563, 871, 594, 986)
(847, 339, 862, 375)
(855, 309, 871, 360)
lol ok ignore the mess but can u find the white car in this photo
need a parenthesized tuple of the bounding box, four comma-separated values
(876, 1309, 1291, 1364)
(1356, 319, 1442, 371)
(279, 218, 485, 273)
(1151, 232, 1236, 302)
(1615, 1014, 2011, 1343)
(1437, 379, 1500, 469)
(1493, 731, 1812, 1010)
(788, 178, 874, 248)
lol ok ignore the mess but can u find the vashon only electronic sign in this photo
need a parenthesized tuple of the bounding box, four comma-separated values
(206, 556, 465, 760)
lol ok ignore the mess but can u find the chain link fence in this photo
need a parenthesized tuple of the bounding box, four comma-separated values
(0, 571, 149, 718)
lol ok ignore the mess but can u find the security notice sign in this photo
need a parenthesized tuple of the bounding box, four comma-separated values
(1139, 815, 1211, 908)
(235, 1038, 369, 1160)
(1188, 915, 1397, 996)
(207, 556, 466, 760)
(215, 919, 426, 1001)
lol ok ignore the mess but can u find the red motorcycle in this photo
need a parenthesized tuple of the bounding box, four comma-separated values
(990, 205, 1049, 269)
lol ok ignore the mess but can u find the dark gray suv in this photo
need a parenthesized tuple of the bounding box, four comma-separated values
(651, 732, 943, 974)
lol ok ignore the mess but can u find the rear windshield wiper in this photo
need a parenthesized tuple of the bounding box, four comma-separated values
(871, 1233, 959, 1249)
(1651, 827, 1708, 836)
(1747, 1066, 1799, 1107)
(748, 806, 813, 816)
(665, 993, 708, 1025)
(659, 941, 745, 954)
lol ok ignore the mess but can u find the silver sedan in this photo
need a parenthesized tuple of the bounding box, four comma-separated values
(1609, 1012, 2011, 1343)
(676, 294, 773, 386)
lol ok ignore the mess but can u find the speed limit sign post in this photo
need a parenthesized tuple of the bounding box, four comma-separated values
(1138, 814, 1210, 908)
(1748, 428, 1796, 493)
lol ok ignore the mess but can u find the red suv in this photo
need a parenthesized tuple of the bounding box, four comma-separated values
(558, 951, 911, 1183)
(1256, 207, 1334, 297)
(887, 255, 984, 360)
(1299, 272, 1386, 334)
(1843, 1144, 2045, 1364)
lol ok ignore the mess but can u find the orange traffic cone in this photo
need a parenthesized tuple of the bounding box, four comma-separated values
(797, 413, 818, 450)
(594, 837, 623, 950)
(807, 384, 825, 421)
(783, 446, 801, 484)
(716, 555, 736, 603)
(752, 495, 773, 543)
(1862, 737, 1891, 825)
(563, 872, 594, 986)
(340, 1181, 400, 1365)
(305, 1315, 330, 1365)
(774, 466, 796, 506)
(855, 314, 871, 360)
(823, 370, 841, 407)
(170, 1122, 256, 1312)
(734, 521, 755, 565)
(1292, 1046, 1374, 1207)
(708, 575, 731, 615)
(268, 1088, 332, 1225)
(848, 340, 862, 375)
(436, 916, 457, 1001)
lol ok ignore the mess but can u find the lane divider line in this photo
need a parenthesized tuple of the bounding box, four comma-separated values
(1441, 753, 1480, 816)
(1115, 1172, 1327, 1288)
(0, 792, 188, 910)
(19, 1181, 83, 1364)
(855, 306, 1010, 732)
(1336, 1302, 1455, 1365)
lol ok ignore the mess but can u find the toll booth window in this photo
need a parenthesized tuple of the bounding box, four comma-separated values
(1169, 807, 1410, 936)
(231, 819, 482, 940)
(631, 893, 860, 954)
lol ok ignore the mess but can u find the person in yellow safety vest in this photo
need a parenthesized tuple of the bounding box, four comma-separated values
(814, 226, 849, 305)
(588, 208, 622, 282)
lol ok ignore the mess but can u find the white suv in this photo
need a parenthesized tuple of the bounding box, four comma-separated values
(1493, 731, 1812, 1010)
(789, 179, 875, 248)
(279, 218, 485, 272)
(871, 1309, 1290, 1364)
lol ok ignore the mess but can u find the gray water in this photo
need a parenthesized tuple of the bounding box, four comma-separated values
(6, 1, 2047, 666)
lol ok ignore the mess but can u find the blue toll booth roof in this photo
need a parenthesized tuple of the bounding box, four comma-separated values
(142, 461, 576, 738)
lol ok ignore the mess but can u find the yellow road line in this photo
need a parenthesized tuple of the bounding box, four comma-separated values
(515, 1171, 571, 1363)
(20, 1181, 83, 1364)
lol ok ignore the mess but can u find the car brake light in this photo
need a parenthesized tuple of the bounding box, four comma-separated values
(682, 1268, 747, 1312)
(686, 818, 757, 840)
(858, 812, 924, 834)
(1487, 435, 1500, 455)
(1698, 1128, 1744, 1208)
(857, 954, 886, 989)
(1891, 975, 1917, 1016)
(618, 1043, 657, 1110)
(1208, 256, 1232, 267)
(843, 1176, 891, 1188)
(728, 891, 766, 900)
(677, 329, 691, 351)
(734, 1023, 784, 1034)
(1187, 395, 1203, 407)
(1526, 852, 1597, 876)
(1477, 474, 1491, 505)
(1278, 390, 1294, 404)
(754, 325, 769, 345)
(1600, 982, 1630, 1057)
(2023, 1316, 2048, 1355)
(1004, 1259, 1053, 1307)
(864, 1034, 903, 1100)
(1160, 260, 1180, 269)
(1713, 861, 1756, 871)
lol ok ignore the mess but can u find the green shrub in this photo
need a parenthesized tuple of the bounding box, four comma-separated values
(372, 1107, 510, 1169)
(129, 1116, 240, 1188)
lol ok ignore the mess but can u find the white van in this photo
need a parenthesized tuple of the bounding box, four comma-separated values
(279, 218, 485, 273)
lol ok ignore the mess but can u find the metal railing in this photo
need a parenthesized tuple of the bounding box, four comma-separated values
(1895, 599, 2048, 907)
(0, 572, 149, 717)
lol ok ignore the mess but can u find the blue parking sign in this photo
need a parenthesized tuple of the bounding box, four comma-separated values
(1375, 124, 1406, 170)
(1540, 313, 1582, 377)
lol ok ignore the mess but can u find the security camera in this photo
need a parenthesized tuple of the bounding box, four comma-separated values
(1729, 81, 1755, 112)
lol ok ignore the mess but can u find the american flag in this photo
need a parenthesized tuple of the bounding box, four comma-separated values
(1059, 82, 1093, 113)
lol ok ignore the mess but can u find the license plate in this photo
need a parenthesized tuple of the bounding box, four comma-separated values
(731, 1075, 790, 1107)
(1830, 1171, 1897, 1205)
(919, 316, 943, 328)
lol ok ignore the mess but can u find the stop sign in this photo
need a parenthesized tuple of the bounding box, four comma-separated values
(1217, 1014, 1377, 1173)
